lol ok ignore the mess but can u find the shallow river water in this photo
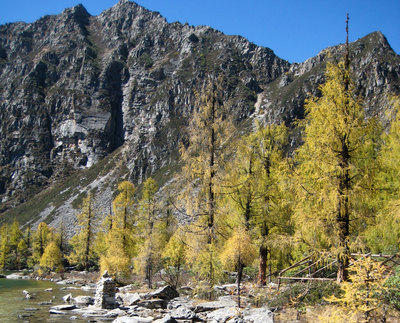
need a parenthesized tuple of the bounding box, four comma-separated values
(0, 272, 94, 323)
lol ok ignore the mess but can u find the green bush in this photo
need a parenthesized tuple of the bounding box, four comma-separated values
(384, 266, 400, 310)
(139, 54, 153, 68)
(267, 281, 342, 308)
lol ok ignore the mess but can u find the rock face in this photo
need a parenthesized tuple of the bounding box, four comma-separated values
(0, 0, 399, 227)
(94, 270, 117, 309)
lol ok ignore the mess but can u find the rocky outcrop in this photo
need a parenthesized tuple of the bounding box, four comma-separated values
(0, 0, 399, 228)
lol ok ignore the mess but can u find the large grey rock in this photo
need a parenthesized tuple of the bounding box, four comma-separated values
(146, 286, 179, 300)
(62, 293, 73, 302)
(50, 304, 77, 311)
(153, 315, 177, 323)
(169, 304, 195, 320)
(117, 292, 141, 306)
(6, 273, 23, 279)
(138, 299, 166, 309)
(206, 307, 240, 322)
(112, 317, 154, 323)
(74, 295, 95, 304)
(49, 309, 67, 315)
(194, 296, 237, 313)
(242, 307, 274, 323)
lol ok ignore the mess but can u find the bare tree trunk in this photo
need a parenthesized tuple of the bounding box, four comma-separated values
(237, 256, 243, 308)
(258, 245, 268, 286)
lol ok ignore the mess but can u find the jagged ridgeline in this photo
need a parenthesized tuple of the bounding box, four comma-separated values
(0, 0, 399, 231)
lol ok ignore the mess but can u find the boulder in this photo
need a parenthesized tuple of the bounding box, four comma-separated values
(169, 304, 195, 320)
(206, 307, 239, 322)
(49, 309, 67, 315)
(50, 304, 77, 311)
(62, 293, 73, 302)
(146, 286, 179, 300)
(6, 273, 23, 279)
(74, 295, 95, 304)
(153, 315, 177, 323)
(242, 307, 274, 323)
(194, 296, 236, 313)
(112, 317, 154, 323)
(117, 292, 141, 306)
(138, 299, 166, 309)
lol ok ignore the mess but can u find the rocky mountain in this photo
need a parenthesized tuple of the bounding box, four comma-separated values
(0, 0, 399, 232)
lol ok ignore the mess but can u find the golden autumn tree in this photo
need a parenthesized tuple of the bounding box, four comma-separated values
(32, 222, 54, 266)
(0, 224, 10, 269)
(294, 52, 381, 283)
(100, 181, 136, 281)
(161, 229, 187, 288)
(220, 227, 257, 307)
(366, 97, 400, 254)
(135, 177, 160, 288)
(40, 241, 62, 273)
(69, 193, 98, 271)
(179, 75, 235, 294)
(321, 256, 389, 323)
(225, 121, 292, 285)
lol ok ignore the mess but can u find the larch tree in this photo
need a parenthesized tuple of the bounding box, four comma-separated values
(366, 96, 400, 254)
(136, 177, 159, 288)
(161, 229, 187, 288)
(180, 75, 235, 245)
(321, 256, 389, 323)
(32, 222, 53, 266)
(40, 241, 62, 273)
(0, 224, 10, 269)
(294, 33, 381, 283)
(179, 75, 235, 295)
(9, 219, 23, 269)
(226, 121, 292, 285)
(100, 181, 136, 281)
(69, 193, 98, 271)
(220, 227, 257, 307)
(111, 181, 137, 258)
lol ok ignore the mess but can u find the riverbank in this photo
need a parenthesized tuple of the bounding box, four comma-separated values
(3, 270, 400, 322)
(1, 270, 276, 322)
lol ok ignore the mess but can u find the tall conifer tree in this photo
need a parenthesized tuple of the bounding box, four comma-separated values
(179, 75, 234, 296)
(294, 16, 381, 282)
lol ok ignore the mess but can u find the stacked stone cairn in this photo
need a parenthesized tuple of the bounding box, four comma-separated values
(94, 270, 117, 309)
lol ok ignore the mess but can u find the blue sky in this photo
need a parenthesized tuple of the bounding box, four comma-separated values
(0, 0, 399, 63)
